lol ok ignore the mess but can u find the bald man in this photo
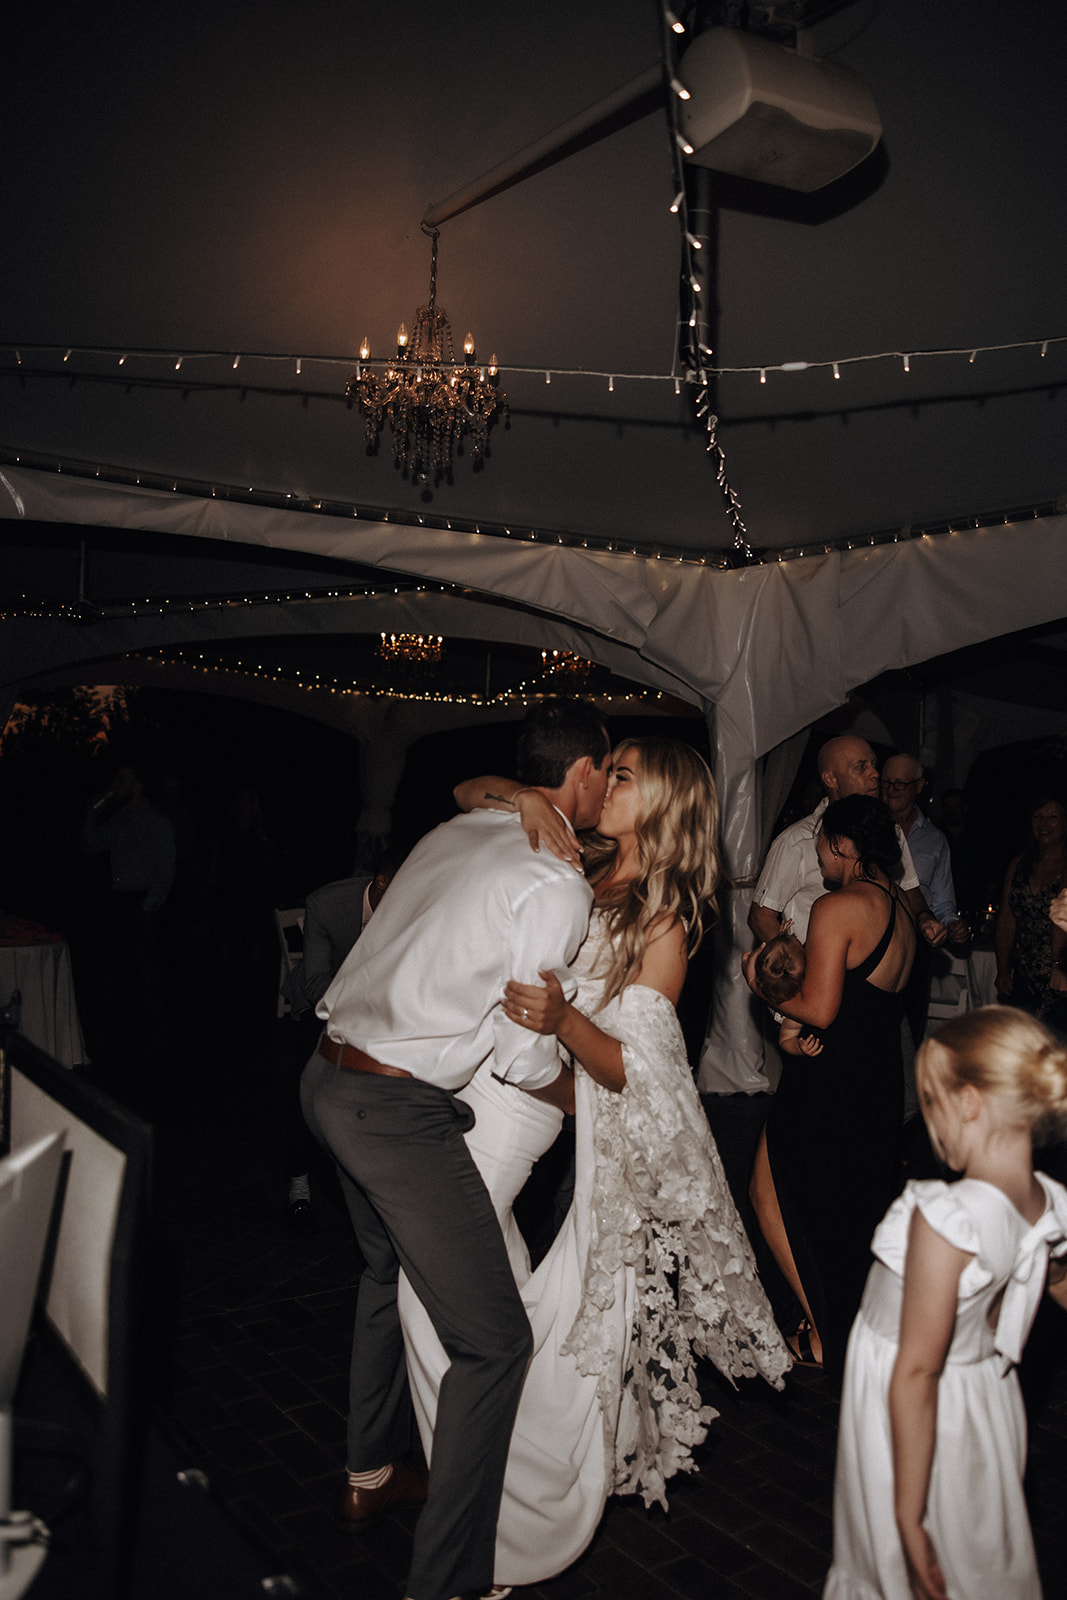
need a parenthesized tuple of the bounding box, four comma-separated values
(748, 735, 945, 948)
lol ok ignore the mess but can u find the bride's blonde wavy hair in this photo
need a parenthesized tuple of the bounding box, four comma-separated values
(581, 737, 721, 1006)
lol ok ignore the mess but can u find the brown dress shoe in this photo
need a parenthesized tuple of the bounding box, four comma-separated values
(337, 1458, 429, 1529)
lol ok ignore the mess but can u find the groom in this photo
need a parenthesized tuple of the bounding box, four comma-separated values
(301, 698, 610, 1600)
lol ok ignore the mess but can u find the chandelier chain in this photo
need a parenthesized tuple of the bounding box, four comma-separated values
(421, 222, 440, 317)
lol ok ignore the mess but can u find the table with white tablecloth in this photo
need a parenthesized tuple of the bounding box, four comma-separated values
(0, 938, 88, 1067)
(965, 945, 998, 1008)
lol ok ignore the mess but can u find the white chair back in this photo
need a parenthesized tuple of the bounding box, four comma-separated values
(272, 907, 305, 1018)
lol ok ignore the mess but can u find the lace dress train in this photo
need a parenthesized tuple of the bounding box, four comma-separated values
(399, 918, 790, 1586)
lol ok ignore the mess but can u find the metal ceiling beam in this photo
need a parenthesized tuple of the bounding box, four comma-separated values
(422, 64, 663, 229)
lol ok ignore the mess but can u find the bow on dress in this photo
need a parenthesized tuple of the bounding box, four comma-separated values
(994, 1176, 1067, 1373)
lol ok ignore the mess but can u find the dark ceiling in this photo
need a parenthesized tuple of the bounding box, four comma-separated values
(3, 0, 1065, 568)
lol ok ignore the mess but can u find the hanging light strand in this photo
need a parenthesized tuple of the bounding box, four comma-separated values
(4, 335, 1063, 389)
(696, 382, 751, 560)
(657, 3, 704, 384)
(656, 5, 752, 556)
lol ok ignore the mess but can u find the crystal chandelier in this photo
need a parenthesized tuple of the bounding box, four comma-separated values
(378, 632, 444, 666)
(541, 650, 594, 687)
(349, 225, 506, 485)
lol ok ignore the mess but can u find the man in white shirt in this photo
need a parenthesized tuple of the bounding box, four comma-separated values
(748, 735, 945, 947)
(301, 700, 609, 1600)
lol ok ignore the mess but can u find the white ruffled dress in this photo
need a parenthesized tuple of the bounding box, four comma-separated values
(400, 911, 790, 1587)
(824, 1174, 1067, 1600)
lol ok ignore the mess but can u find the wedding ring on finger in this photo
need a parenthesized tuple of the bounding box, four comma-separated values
(522, 1008, 529, 1019)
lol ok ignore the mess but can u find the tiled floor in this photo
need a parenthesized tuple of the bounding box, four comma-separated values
(138, 1001, 1067, 1600)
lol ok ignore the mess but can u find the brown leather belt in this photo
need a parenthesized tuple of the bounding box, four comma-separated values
(317, 1033, 412, 1079)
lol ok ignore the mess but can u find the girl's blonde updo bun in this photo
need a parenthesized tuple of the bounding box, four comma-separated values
(918, 1006, 1067, 1144)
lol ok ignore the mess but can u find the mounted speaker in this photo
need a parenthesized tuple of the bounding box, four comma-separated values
(677, 27, 881, 192)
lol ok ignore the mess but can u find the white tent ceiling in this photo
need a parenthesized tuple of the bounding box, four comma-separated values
(3, 0, 1065, 557)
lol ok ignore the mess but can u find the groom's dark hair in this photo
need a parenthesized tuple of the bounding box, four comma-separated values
(516, 699, 610, 789)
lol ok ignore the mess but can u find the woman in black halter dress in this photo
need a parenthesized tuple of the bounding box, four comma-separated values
(745, 796, 917, 1378)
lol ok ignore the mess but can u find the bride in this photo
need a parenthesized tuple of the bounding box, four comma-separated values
(398, 737, 790, 1589)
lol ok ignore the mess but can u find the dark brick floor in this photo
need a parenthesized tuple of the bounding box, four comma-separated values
(138, 1003, 1067, 1600)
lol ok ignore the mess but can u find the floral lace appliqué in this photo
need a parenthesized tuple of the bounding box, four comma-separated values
(559, 960, 790, 1510)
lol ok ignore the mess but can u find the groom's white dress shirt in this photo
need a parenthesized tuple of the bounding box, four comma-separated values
(319, 808, 592, 1092)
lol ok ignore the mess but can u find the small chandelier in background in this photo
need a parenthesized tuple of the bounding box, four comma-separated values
(378, 632, 444, 667)
(349, 225, 506, 485)
(541, 650, 594, 687)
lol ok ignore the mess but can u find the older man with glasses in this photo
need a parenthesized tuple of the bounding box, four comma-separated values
(880, 753, 968, 947)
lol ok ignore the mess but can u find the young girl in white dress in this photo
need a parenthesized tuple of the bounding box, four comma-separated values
(824, 1006, 1067, 1600)
(399, 737, 790, 1591)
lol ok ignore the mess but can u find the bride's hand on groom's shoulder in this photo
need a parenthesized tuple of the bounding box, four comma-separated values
(503, 972, 567, 1034)
(515, 790, 583, 870)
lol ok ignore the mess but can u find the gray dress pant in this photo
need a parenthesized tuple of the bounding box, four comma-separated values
(301, 1046, 533, 1600)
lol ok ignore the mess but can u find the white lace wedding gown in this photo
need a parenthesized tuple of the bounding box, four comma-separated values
(398, 913, 791, 1587)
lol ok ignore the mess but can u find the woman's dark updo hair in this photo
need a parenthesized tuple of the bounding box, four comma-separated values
(820, 795, 902, 882)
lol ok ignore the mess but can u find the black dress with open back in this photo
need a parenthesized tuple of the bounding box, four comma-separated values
(765, 887, 906, 1377)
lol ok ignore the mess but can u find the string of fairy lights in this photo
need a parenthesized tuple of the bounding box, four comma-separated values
(657, 4, 752, 558)
(0, 581, 440, 625)
(6, 337, 1062, 574)
(0, 447, 1062, 587)
(8, 333, 1060, 400)
(131, 647, 674, 709)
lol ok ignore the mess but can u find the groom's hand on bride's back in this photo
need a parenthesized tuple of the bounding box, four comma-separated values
(523, 1062, 575, 1114)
